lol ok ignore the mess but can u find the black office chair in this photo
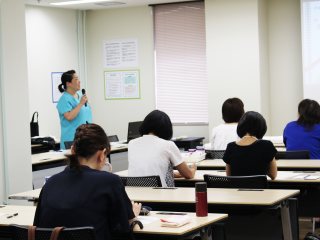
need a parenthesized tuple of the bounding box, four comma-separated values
(205, 150, 225, 159)
(204, 174, 268, 189)
(10, 225, 96, 240)
(108, 135, 119, 142)
(120, 176, 162, 187)
(64, 141, 74, 150)
(275, 150, 310, 159)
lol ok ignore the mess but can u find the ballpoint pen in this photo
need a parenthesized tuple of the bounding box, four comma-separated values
(6, 213, 18, 218)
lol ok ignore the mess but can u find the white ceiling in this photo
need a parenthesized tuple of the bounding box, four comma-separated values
(25, 0, 195, 10)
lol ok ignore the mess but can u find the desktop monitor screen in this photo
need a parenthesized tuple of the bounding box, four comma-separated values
(127, 121, 143, 142)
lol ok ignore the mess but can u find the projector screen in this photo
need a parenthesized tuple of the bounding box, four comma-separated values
(301, 0, 320, 102)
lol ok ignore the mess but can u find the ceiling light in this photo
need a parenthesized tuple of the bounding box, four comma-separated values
(50, 0, 111, 6)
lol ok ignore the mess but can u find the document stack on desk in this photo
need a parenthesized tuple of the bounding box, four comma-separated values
(160, 215, 191, 228)
(181, 150, 206, 163)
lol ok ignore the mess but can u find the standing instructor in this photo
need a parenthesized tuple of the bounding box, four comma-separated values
(57, 70, 92, 149)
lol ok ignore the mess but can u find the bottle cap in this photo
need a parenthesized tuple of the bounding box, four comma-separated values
(195, 182, 207, 192)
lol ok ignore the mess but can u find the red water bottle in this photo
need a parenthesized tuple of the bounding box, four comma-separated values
(195, 182, 208, 217)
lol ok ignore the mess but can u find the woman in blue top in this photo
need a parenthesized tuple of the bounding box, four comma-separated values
(283, 99, 320, 159)
(57, 70, 92, 149)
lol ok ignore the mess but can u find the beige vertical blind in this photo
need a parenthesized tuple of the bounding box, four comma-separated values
(154, 1, 208, 124)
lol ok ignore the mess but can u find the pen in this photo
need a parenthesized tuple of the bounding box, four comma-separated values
(237, 189, 264, 191)
(157, 212, 187, 215)
(6, 213, 18, 218)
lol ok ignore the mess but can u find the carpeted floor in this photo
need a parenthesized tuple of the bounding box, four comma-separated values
(299, 218, 320, 240)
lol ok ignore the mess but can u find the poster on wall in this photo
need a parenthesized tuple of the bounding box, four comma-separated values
(104, 70, 140, 100)
(51, 72, 63, 103)
(103, 39, 138, 68)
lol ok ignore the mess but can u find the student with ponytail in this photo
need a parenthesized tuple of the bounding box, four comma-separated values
(34, 123, 141, 240)
(57, 70, 92, 149)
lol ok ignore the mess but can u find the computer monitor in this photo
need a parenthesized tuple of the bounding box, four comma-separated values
(64, 141, 74, 150)
(108, 135, 119, 142)
(127, 121, 143, 143)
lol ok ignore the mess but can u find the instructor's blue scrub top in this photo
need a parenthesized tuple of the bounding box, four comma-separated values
(57, 91, 92, 149)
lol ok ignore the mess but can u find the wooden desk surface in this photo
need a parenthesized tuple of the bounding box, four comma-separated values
(116, 169, 320, 184)
(125, 187, 298, 206)
(174, 170, 320, 183)
(8, 187, 299, 207)
(0, 205, 227, 236)
(32, 145, 128, 165)
(0, 205, 36, 226)
(197, 159, 320, 170)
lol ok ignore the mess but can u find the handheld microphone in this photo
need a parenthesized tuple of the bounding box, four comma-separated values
(81, 89, 87, 107)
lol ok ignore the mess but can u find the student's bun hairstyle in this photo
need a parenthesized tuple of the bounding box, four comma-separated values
(237, 111, 267, 139)
(68, 123, 110, 169)
(297, 99, 320, 129)
(222, 98, 244, 123)
(139, 110, 173, 140)
(58, 70, 76, 93)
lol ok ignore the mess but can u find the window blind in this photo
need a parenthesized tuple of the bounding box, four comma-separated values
(154, 2, 208, 124)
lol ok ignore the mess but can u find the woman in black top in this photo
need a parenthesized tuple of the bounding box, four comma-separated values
(223, 111, 278, 180)
(34, 123, 141, 240)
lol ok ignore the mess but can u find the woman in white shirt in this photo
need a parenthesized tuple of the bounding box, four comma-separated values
(211, 98, 244, 150)
(128, 110, 196, 187)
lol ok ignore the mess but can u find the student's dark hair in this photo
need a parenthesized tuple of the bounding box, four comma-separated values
(68, 123, 111, 169)
(237, 111, 267, 139)
(297, 99, 320, 129)
(58, 70, 76, 93)
(139, 110, 173, 140)
(222, 98, 244, 123)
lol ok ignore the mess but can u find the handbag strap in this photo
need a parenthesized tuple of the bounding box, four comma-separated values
(28, 226, 36, 240)
(31, 112, 38, 123)
(50, 227, 64, 240)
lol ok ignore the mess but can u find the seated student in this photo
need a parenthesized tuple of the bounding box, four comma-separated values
(211, 97, 244, 150)
(283, 99, 320, 159)
(128, 110, 196, 187)
(33, 123, 141, 240)
(223, 111, 277, 180)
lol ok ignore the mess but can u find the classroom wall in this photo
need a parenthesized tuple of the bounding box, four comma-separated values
(25, 0, 303, 142)
(268, 0, 303, 135)
(26, 6, 79, 139)
(205, 0, 263, 135)
(85, 6, 209, 141)
(258, 0, 271, 131)
(0, 0, 32, 203)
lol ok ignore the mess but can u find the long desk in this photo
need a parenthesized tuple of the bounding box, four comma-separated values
(32, 144, 128, 171)
(116, 169, 318, 219)
(0, 205, 227, 240)
(196, 159, 320, 171)
(8, 187, 299, 240)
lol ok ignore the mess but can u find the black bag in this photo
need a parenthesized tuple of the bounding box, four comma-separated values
(304, 232, 320, 240)
(30, 112, 39, 137)
(31, 137, 56, 150)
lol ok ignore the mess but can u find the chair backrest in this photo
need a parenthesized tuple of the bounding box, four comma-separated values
(64, 141, 74, 150)
(205, 150, 225, 159)
(108, 135, 119, 142)
(10, 225, 96, 240)
(275, 150, 310, 159)
(120, 176, 162, 187)
(204, 174, 268, 189)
